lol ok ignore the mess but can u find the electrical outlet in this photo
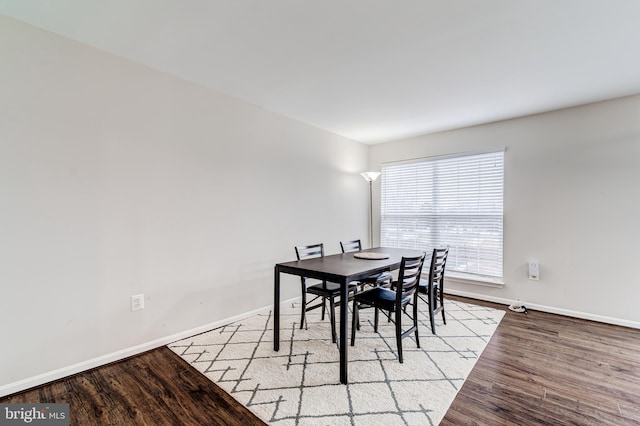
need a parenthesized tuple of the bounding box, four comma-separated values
(131, 294, 145, 311)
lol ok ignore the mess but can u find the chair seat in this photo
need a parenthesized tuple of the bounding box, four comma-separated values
(355, 286, 409, 311)
(360, 271, 393, 285)
(307, 282, 357, 297)
(417, 282, 439, 294)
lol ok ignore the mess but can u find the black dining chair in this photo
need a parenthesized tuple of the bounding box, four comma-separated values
(340, 239, 393, 290)
(418, 246, 449, 334)
(296, 243, 358, 343)
(350, 252, 426, 363)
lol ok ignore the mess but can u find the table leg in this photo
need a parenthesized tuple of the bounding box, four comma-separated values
(339, 277, 348, 384)
(274, 266, 280, 351)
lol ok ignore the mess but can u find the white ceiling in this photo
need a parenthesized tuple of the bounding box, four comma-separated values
(2, 0, 640, 144)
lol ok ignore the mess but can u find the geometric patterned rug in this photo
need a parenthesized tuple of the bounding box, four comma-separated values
(169, 298, 504, 426)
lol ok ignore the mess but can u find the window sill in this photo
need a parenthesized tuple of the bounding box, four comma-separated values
(443, 272, 505, 288)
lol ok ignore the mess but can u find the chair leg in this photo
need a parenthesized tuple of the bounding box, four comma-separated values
(329, 296, 337, 343)
(413, 299, 420, 348)
(395, 309, 403, 363)
(351, 299, 358, 346)
(321, 298, 326, 321)
(352, 287, 360, 330)
(429, 288, 436, 335)
(374, 307, 379, 333)
(439, 288, 446, 324)
(300, 286, 306, 329)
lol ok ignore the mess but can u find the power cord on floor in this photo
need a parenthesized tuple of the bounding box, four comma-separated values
(508, 302, 528, 314)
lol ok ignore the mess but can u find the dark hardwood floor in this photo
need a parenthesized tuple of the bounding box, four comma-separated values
(0, 347, 265, 426)
(2, 296, 639, 425)
(442, 296, 640, 426)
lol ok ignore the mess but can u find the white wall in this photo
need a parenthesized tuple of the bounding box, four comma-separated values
(0, 16, 369, 395)
(370, 95, 640, 327)
(3, 13, 639, 398)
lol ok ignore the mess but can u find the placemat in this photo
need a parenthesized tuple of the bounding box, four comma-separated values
(354, 252, 390, 260)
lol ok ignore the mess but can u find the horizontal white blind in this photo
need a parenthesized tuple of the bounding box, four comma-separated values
(381, 151, 504, 279)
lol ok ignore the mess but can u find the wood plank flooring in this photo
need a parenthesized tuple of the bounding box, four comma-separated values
(2, 296, 639, 425)
(442, 296, 640, 426)
(0, 347, 265, 426)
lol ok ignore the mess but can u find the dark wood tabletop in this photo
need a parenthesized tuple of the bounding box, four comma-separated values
(276, 247, 425, 283)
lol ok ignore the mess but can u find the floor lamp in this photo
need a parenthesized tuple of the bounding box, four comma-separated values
(361, 172, 380, 248)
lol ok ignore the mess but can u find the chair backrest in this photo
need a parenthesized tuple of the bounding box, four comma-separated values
(396, 253, 427, 306)
(428, 246, 449, 289)
(295, 243, 325, 287)
(295, 243, 324, 260)
(340, 239, 362, 253)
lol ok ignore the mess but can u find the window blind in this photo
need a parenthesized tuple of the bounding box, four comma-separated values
(381, 150, 504, 280)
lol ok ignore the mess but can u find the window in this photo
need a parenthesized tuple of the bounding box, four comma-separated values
(380, 150, 504, 282)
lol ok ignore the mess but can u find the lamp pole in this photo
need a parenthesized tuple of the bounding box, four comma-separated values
(368, 179, 374, 248)
(361, 172, 380, 249)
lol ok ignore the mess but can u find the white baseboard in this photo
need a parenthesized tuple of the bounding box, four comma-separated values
(7, 292, 635, 398)
(0, 299, 297, 398)
(445, 289, 640, 330)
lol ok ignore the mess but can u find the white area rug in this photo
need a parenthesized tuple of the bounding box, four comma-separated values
(169, 298, 504, 425)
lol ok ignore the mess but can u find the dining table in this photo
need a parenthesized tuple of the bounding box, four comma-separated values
(273, 246, 427, 384)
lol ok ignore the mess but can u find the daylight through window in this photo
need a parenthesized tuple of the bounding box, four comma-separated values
(380, 150, 504, 281)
